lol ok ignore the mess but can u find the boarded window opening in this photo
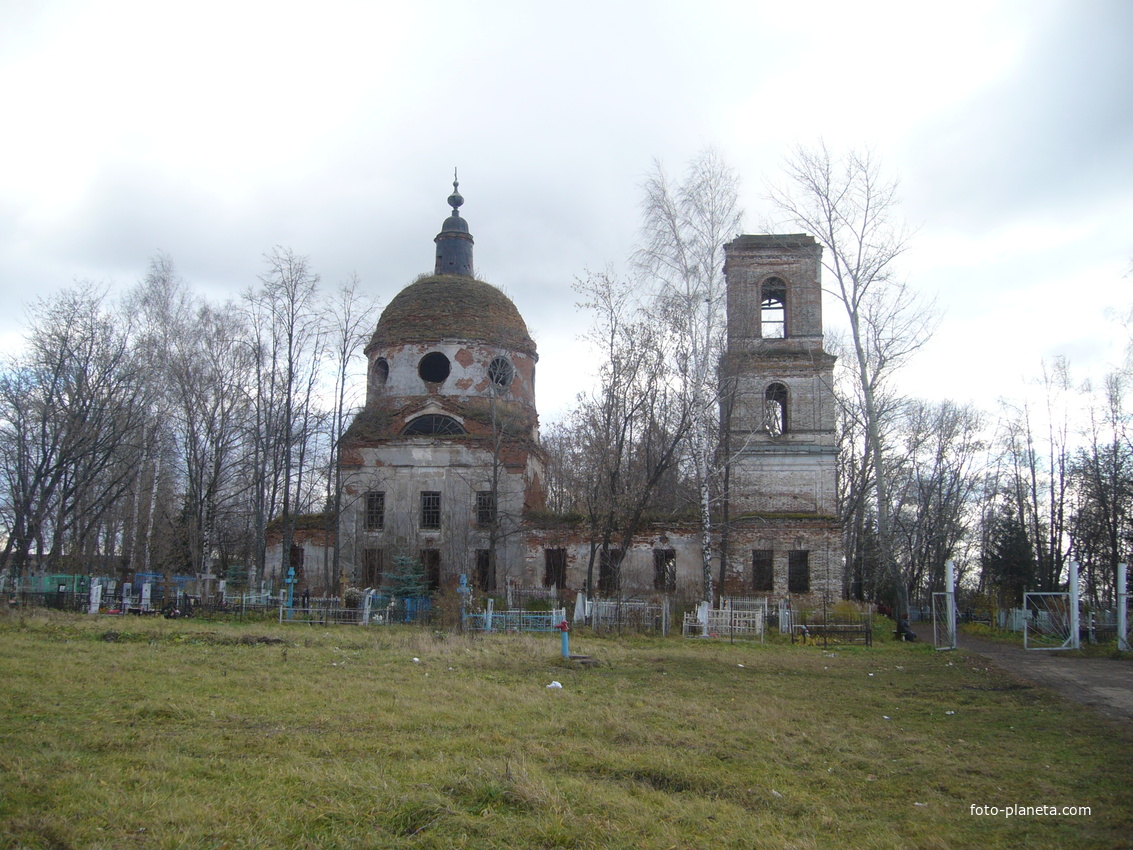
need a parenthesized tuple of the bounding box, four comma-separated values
(544, 548, 567, 589)
(364, 491, 385, 530)
(753, 549, 774, 592)
(788, 550, 810, 593)
(760, 277, 786, 338)
(420, 491, 441, 529)
(653, 549, 676, 592)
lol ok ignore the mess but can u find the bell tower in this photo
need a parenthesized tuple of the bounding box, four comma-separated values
(721, 234, 842, 601)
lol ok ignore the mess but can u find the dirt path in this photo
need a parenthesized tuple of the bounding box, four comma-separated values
(958, 633, 1133, 723)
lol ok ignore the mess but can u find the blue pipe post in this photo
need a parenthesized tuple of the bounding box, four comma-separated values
(559, 619, 570, 658)
(284, 566, 296, 621)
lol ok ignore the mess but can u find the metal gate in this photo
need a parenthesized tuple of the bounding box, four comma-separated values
(1023, 592, 1077, 650)
(932, 591, 956, 650)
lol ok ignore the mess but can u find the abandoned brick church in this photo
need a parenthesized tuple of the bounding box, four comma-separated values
(282, 183, 842, 604)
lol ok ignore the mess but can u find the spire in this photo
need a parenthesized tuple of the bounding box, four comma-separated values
(434, 169, 474, 276)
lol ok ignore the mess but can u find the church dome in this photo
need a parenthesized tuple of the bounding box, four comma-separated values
(366, 274, 536, 357)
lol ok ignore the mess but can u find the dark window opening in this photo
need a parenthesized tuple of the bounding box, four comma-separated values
(373, 357, 389, 386)
(418, 351, 451, 383)
(753, 549, 774, 592)
(598, 548, 623, 595)
(488, 356, 514, 388)
(476, 491, 496, 527)
(420, 491, 441, 529)
(289, 544, 304, 572)
(361, 548, 384, 588)
(402, 414, 467, 436)
(476, 549, 492, 590)
(764, 383, 788, 436)
(364, 491, 385, 530)
(788, 550, 810, 593)
(760, 277, 786, 339)
(544, 548, 567, 590)
(420, 548, 441, 592)
(653, 549, 676, 592)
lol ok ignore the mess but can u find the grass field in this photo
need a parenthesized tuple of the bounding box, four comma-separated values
(1, 611, 1130, 849)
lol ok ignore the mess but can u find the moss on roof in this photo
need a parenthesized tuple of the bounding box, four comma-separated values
(367, 274, 536, 356)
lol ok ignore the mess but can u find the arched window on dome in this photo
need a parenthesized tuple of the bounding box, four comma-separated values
(764, 383, 788, 436)
(760, 277, 786, 338)
(401, 415, 467, 436)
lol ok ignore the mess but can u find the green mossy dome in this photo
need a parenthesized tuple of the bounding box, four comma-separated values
(367, 274, 536, 356)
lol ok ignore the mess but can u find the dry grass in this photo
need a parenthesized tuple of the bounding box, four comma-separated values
(0, 610, 1130, 848)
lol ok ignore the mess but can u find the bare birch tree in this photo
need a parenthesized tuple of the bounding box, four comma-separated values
(323, 275, 378, 593)
(769, 142, 937, 618)
(634, 147, 742, 602)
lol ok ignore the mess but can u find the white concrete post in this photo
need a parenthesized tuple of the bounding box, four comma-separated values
(88, 582, 103, 615)
(1118, 563, 1128, 653)
(1069, 560, 1080, 651)
(946, 559, 957, 649)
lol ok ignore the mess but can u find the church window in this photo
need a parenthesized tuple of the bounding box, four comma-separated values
(764, 383, 788, 436)
(421, 548, 441, 591)
(753, 549, 774, 591)
(598, 548, 623, 595)
(418, 351, 451, 383)
(402, 415, 467, 436)
(476, 549, 492, 589)
(361, 548, 384, 587)
(760, 277, 786, 338)
(476, 491, 496, 527)
(364, 491, 385, 530)
(544, 548, 567, 589)
(488, 356, 514, 388)
(420, 491, 441, 529)
(788, 550, 810, 593)
(653, 549, 676, 592)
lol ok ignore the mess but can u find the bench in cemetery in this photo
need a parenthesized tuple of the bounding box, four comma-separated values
(794, 622, 873, 646)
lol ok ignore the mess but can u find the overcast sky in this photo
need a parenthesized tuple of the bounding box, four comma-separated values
(1, 0, 1130, 423)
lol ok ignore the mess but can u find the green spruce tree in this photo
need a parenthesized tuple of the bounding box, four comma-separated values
(382, 554, 427, 598)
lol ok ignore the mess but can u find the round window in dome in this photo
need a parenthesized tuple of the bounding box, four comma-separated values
(418, 352, 451, 384)
(488, 356, 514, 388)
(372, 357, 390, 386)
